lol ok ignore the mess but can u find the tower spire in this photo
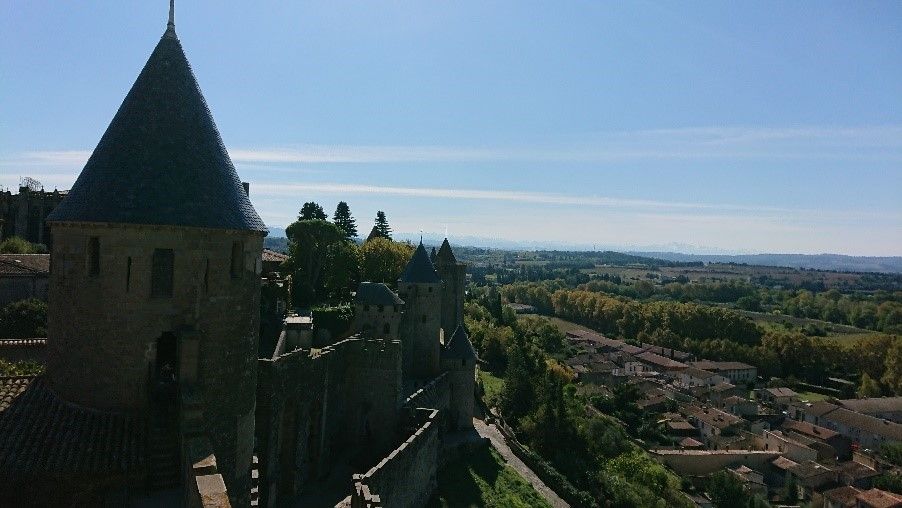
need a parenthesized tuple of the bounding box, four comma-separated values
(168, 0, 175, 28)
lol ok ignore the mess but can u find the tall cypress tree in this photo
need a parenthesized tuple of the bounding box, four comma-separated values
(374, 211, 392, 239)
(332, 201, 358, 240)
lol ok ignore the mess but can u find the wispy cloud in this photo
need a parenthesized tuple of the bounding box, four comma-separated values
(4, 125, 901, 168)
(250, 181, 896, 223)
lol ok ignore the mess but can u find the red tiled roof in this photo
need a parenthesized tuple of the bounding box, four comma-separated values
(0, 254, 49, 275)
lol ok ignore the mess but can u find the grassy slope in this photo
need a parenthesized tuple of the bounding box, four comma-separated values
(428, 447, 551, 508)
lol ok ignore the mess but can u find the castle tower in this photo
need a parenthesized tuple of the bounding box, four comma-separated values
(440, 325, 477, 429)
(397, 242, 442, 382)
(353, 282, 404, 341)
(434, 238, 466, 337)
(44, 6, 265, 503)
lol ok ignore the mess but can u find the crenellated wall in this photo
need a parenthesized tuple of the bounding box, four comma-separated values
(256, 336, 402, 507)
(351, 408, 440, 508)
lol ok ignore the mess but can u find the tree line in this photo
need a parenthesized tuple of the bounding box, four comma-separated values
(284, 201, 412, 307)
(502, 283, 901, 395)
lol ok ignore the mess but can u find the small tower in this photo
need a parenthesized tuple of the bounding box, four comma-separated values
(353, 282, 404, 340)
(44, 5, 265, 503)
(397, 242, 443, 382)
(441, 325, 477, 429)
(434, 238, 466, 337)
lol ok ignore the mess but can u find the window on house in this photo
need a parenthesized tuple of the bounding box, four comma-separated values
(383, 323, 390, 335)
(126, 257, 132, 291)
(151, 249, 174, 298)
(230, 241, 243, 279)
(203, 258, 210, 293)
(378, 305, 384, 312)
(88, 236, 100, 276)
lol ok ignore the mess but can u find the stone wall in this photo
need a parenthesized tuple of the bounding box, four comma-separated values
(256, 336, 403, 508)
(351, 409, 439, 508)
(649, 449, 782, 475)
(0, 339, 46, 363)
(403, 372, 450, 413)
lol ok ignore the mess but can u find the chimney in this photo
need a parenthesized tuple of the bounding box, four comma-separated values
(242, 182, 250, 196)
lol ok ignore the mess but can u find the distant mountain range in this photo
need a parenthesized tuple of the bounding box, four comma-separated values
(263, 227, 902, 273)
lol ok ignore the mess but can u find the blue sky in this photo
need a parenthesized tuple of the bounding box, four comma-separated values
(2, 1, 901, 255)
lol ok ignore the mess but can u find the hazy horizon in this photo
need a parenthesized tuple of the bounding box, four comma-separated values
(2, 2, 900, 256)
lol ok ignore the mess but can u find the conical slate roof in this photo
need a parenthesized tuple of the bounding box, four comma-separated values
(435, 238, 457, 264)
(46, 19, 266, 232)
(365, 226, 384, 243)
(399, 243, 441, 284)
(443, 325, 477, 361)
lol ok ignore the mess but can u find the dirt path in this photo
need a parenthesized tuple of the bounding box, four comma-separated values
(473, 418, 570, 508)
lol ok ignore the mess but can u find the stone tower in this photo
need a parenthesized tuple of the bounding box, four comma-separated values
(440, 324, 477, 429)
(353, 281, 405, 341)
(433, 238, 466, 337)
(397, 242, 442, 382)
(44, 8, 266, 504)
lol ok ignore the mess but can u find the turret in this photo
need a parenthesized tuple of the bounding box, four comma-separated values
(397, 242, 442, 382)
(441, 325, 477, 429)
(44, 5, 264, 503)
(434, 238, 466, 337)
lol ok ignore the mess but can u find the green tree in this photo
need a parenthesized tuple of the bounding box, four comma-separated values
(0, 298, 48, 339)
(374, 211, 392, 239)
(298, 201, 327, 221)
(879, 441, 902, 467)
(360, 238, 414, 285)
(0, 236, 37, 254)
(285, 219, 346, 306)
(881, 337, 902, 395)
(707, 470, 745, 508)
(500, 336, 540, 423)
(321, 240, 362, 302)
(332, 201, 358, 240)
(858, 372, 883, 398)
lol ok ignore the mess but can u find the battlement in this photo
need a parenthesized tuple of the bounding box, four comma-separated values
(351, 408, 440, 508)
(403, 372, 450, 410)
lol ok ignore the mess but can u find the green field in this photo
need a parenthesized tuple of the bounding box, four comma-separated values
(428, 446, 551, 508)
(795, 390, 832, 402)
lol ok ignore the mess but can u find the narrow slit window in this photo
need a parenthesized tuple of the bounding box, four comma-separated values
(230, 241, 243, 279)
(151, 249, 174, 298)
(88, 237, 100, 276)
(126, 257, 132, 292)
(203, 258, 210, 293)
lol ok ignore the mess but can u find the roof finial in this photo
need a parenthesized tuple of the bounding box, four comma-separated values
(168, 0, 175, 29)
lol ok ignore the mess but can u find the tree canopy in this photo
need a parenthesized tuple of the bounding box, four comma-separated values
(0, 298, 48, 339)
(285, 219, 348, 306)
(298, 201, 327, 221)
(0, 237, 42, 254)
(360, 238, 413, 286)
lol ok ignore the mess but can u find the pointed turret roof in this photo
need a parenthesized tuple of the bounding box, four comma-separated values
(46, 8, 266, 232)
(365, 226, 384, 243)
(399, 242, 441, 284)
(443, 325, 477, 361)
(435, 238, 457, 264)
